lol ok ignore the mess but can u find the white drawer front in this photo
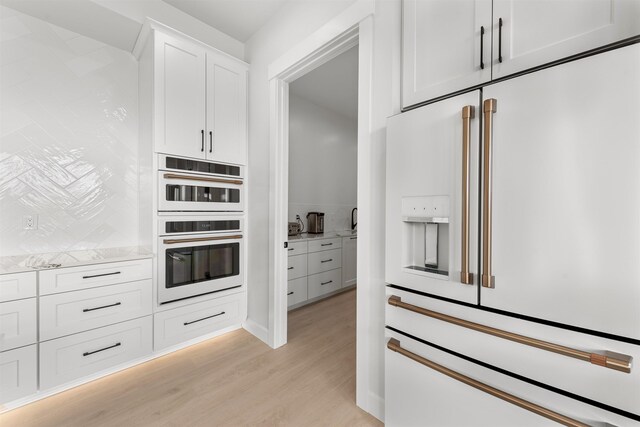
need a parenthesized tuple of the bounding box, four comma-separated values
(307, 248, 342, 275)
(154, 293, 242, 351)
(287, 241, 308, 257)
(0, 299, 37, 352)
(39, 258, 153, 295)
(40, 316, 152, 389)
(0, 272, 36, 303)
(40, 280, 153, 341)
(287, 254, 307, 280)
(308, 268, 342, 299)
(287, 277, 308, 307)
(0, 345, 37, 404)
(308, 237, 342, 253)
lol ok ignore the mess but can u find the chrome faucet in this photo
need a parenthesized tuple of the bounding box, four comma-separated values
(351, 207, 358, 230)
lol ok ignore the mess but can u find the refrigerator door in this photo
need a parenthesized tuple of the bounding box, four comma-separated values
(481, 43, 640, 340)
(386, 91, 480, 304)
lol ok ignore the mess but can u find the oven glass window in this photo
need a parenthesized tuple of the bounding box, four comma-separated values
(165, 184, 240, 203)
(165, 157, 241, 177)
(166, 243, 240, 288)
(165, 220, 240, 234)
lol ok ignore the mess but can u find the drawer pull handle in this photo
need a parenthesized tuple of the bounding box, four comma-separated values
(287, 291, 294, 295)
(163, 173, 243, 186)
(184, 311, 225, 326)
(82, 271, 121, 279)
(288, 248, 294, 251)
(83, 302, 122, 312)
(350, 237, 357, 240)
(321, 259, 333, 263)
(288, 267, 294, 270)
(321, 243, 333, 246)
(83, 342, 121, 357)
(387, 339, 589, 427)
(321, 280, 333, 285)
(163, 235, 242, 244)
(388, 296, 633, 373)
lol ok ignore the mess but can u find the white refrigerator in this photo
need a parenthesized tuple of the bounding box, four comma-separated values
(385, 43, 640, 425)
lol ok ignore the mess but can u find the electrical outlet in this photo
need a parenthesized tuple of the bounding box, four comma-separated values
(23, 215, 38, 230)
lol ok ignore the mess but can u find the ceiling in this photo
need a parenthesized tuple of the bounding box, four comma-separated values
(162, 0, 288, 42)
(290, 45, 358, 121)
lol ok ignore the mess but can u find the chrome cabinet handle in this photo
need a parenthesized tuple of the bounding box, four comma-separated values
(461, 105, 475, 285)
(387, 339, 590, 427)
(482, 99, 497, 288)
(388, 296, 633, 373)
(163, 235, 242, 244)
(184, 311, 225, 326)
(163, 173, 243, 186)
(321, 280, 333, 285)
(320, 259, 333, 263)
(82, 271, 121, 279)
(479, 26, 485, 69)
(83, 342, 121, 357)
(83, 302, 122, 313)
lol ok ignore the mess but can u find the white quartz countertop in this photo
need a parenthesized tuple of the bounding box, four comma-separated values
(288, 230, 357, 242)
(0, 246, 154, 275)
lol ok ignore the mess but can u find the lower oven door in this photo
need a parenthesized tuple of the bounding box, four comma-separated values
(158, 172, 244, 212)
(158, 233, 244, 304)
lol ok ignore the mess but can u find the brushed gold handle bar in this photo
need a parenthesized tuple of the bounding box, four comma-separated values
(387, 338, 591, 427)
(482, 98, 497, 288)
(163, 235, 243, 244)
(388, 296, 632, 373)
(460, 105, 475, 285)
(163, 173, 243, 186)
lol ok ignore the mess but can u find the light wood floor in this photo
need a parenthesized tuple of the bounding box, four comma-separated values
(1, 289, 381, 427)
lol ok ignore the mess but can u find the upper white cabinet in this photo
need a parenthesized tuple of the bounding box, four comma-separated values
(402, 0, 640, 108)
(145, 30, 248, 165)
(402, 0, 492, 108)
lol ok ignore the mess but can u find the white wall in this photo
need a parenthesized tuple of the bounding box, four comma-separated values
(288, 94, 357, 232)
(0, 6, 139, 257)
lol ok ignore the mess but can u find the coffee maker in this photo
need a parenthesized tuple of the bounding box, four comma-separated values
(306, 212, 325, 234)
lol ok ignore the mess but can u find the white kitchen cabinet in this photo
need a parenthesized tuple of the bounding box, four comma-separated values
(308, 268, 342, 299)
(0, 345, 37, 404)
(402, 0, 492, 107)
(341, 235, 357, 288)
(287, 277, 308, 307)
(0, 299, 37, 352)
(492, 0, 640, 79)
(0, 272, 36, 303)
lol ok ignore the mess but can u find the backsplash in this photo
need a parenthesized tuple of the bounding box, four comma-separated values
(288, 203, 356, 233)
(0, 7, 139, 257)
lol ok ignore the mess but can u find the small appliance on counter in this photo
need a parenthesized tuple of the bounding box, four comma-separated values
(306, 212, 325, 234)
(288, 221, 301, 236)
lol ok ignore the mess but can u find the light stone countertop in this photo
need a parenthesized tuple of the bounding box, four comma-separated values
(288, 230, 357, 242)
(0, 246, 154, 275)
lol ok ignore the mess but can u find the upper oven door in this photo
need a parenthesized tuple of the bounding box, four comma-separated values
(158, 172, 244, 212)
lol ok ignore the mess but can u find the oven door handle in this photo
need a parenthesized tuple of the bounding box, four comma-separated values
(163, 235, 243, 244)
(163, 173, 243, 186)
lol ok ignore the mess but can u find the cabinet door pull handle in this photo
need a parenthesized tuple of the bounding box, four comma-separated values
(82, 271, 121, 279)
(321, 259, 333, 263)
(288, 267, 294, 270)
(321, 243, 333, 246)
(321, 280, 333, 285)
(184, 311, 225, 326)
(83, 342, 121, 357)
(287, 291, 294, 295)
(387, 339, 590, 426)
(201, 129, 205, 152)
(498, 18, 503, 63)
(482, 99, 497, 288)
(479, 26, 485, 69)
(460, 106, 475, 285)
(83, 302, 122, 313)
(209, 131, 213, 153)
(350, 237, 357, 240)
(288, 248, 294, 251)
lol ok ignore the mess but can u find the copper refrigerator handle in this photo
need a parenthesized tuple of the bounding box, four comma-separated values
(460, 105, 475, 285)
(163, 235, 243, 244)
(388, 296, 632, 373)
(163, 173, 243, 186)
(387, 338, 590, 427)
(482, 98, 497, 288)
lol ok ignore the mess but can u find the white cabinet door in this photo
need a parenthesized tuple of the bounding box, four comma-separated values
(482, 44, 640, 340)
(386, 91, 480, 304)
(155, 32, 206, 159)
(492, 0, 640, 79)
(0, 345, 37, 404)
(402, 0, 492, 108)
(0, 299, 37, 351)
(342, 236, 357, 287)
(206, 54, 247, 165)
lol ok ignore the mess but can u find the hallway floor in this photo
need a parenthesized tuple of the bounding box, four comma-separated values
(0, 289, 381, 427)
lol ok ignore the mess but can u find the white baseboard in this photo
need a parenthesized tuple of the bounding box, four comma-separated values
(243, 317, 269, 344)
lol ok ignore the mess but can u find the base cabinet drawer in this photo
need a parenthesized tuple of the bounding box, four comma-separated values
(0, 345, 37, 404)
(287, 254, 307, 280)
(154, 294, 241, 351)
(39, 316, 152, 389)
(287, 277, 308, 307)
(308, 237, 342, 253)
(307, 248, 342, 275)
(0, 272, 36, 303)
(308, 269, 342, 299)
(287, 241, 308, 257)
(0, 298, 37, 352)
(39, 258, 152, 295)
(40, 280, 153, 341)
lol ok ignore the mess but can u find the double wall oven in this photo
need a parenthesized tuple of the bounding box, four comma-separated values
(157, 155, 245, 304)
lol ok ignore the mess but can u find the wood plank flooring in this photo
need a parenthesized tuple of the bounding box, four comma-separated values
(0, 289, 381, 427)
